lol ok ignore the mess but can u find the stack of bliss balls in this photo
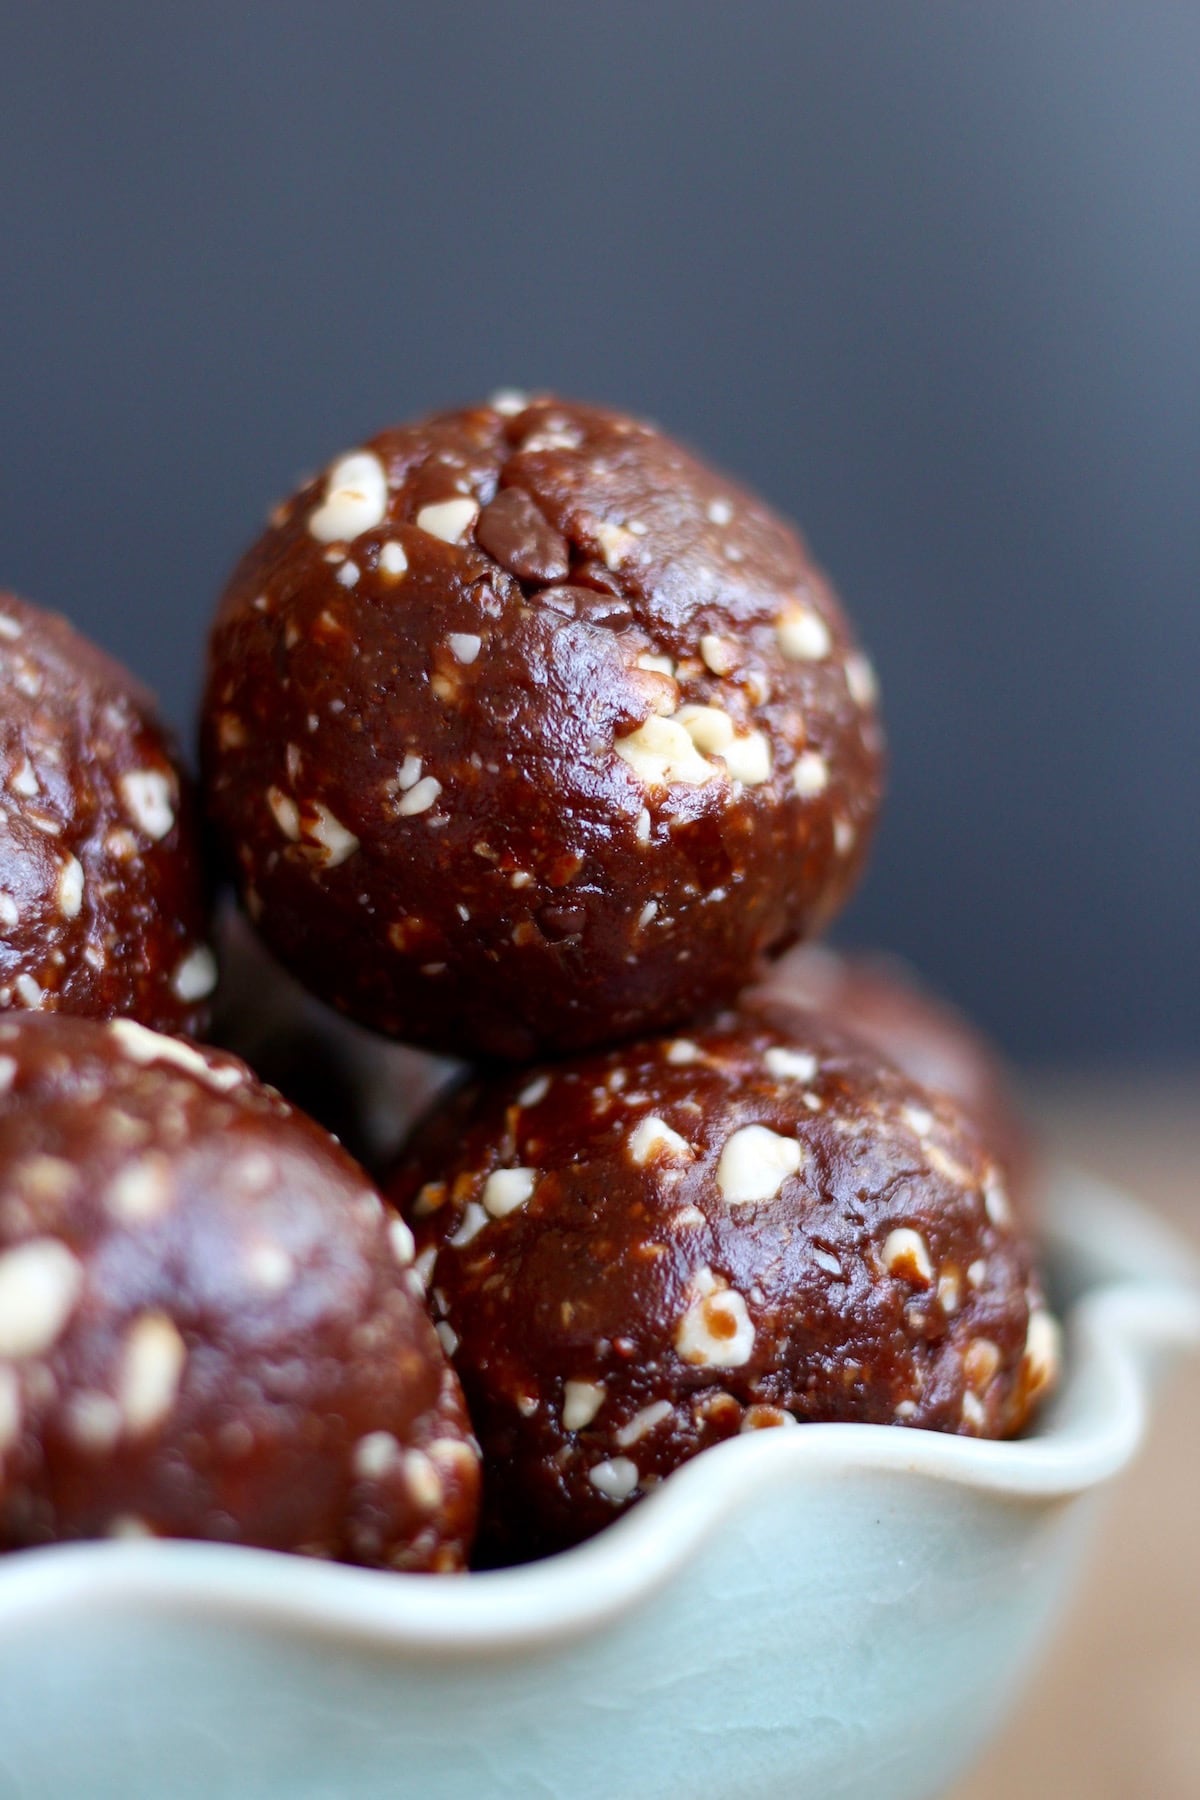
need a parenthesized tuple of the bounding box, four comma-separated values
(0, 396, 1059, 1570)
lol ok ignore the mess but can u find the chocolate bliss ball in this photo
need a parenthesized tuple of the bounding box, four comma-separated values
(202, 396, 883, 1059)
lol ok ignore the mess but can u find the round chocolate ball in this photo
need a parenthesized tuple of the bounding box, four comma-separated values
(0, 593, 213, 1033)
(389, 1009, 1058, 1563)
(748, 944, 1035, 1204)
(0, 1013, 479, 1570)
(202, 396, 884, 1059)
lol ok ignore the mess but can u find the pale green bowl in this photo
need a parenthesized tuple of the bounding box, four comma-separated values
(0, 1168, 1195, 1800)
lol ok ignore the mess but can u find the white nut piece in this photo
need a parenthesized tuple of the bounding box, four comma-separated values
(791, 751, 829, 797)
(763, 1046, 818, 1083)
(926, 1142, 973, 1187)
(447, 632, 482, 665)
(635, 652, 675, 678)
(108, 1020, 244, 1092)
(306, 802, 359, 867)
(57, 854, 84, 919)
(844, 652, 879, 709)
(961, 1391, 987, 1431)
(983, 1167, 1012, 1227)
(1023, 1308, 1062, 1398)
(448, 1201, 488, 1247)
(482, 1168, 537, 1218)
(627, 1115, 692, 1167)
(119, 1313, 186, 1435)
(776, 604, 832, 661)
(10, 757, 38, 798)
(587, 1456, 640, 1501)
(0, 1239, 84, 1358)
(388, 1217, 415, 1265)
(354, 1429, 401, 1480)
(595, 521, 637, 570)
(675, 1267, 755, 1367)
(106, 1153, 174, 1224)
(396, 775, 442, 817)
(562, 1379, 606, 1432)
(244, 1241, 294, 1293)
(963, 1336, 1001, 1392)
(416, 498, 479, 544)
(741, 1404, 798, 1431)
(404, 1448, 445, 1512)
(308, 451, 389, 544)
(267, 786, 300, 840)
(614, 714, 716, 788)
(721, 728, 772, 786)
(881, 1227, 934, 1286)
(119, 770, 175, 840)
(715, 1124, 803, 1204)
(171, 945, 218, 1004)
(937, 1269, 962, 1315)
(614, 1400, 673, 1447)
(671, 702, 771, 782)
(674, 703, 733, 754)
(699, 634, 737, 676)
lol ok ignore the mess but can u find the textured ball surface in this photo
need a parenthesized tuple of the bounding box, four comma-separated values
(390, 1008, 1058, 1562)
(202, 396, 883, 1058)
(749, 944, 1035, 1204)
(0, 593, 213, 1033)
(0, 1013, 479, 1569)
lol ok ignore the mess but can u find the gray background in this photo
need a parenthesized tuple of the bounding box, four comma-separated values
(2, 2, 1196, 1063)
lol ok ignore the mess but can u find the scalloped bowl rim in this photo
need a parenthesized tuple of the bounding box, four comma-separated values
(0, 1164, 1195, 1654)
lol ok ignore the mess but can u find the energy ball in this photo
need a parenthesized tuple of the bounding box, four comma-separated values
(748, 944, 1035, 1205)
(202, 395, 884, 1059)
(390, 1009, 1059, 1563)
(0, 1013, 479, 1570)
(0, 593, 213, 1033)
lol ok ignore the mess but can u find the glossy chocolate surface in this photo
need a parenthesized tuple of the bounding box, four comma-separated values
(203, 397, 884, 1058)
(390, 1008, 1057, 1561)
(749, 944, 1036, 1203)
(0, 593, 213, 1033)
(0, 1013, 479, 1569)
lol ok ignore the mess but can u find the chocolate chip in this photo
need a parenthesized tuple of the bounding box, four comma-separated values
(538, 903, 587, 942)
(569, 560, 625, 598)
(475, 489, 570, 584)
(537, 585, 633, 630)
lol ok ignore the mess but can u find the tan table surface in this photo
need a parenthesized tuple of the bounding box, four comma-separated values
(952, 1073, 1200, 1800)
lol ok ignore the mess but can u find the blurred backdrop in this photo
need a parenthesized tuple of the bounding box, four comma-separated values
(2, 2, 1196, 1063)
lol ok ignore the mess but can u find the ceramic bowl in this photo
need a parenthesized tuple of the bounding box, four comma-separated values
(0, 1166, 1195, 1800)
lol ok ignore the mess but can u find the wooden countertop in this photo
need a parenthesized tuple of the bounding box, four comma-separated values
(953, 1073, 1200, 1799)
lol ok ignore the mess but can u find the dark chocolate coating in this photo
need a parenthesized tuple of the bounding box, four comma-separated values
(202, 396, 884, 1059)
(0, 1013, 478, 1569)
(748, 944, 1036, 1205)
(0, 593, 213, 1033)
(390, 1010, 1058, 1563)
